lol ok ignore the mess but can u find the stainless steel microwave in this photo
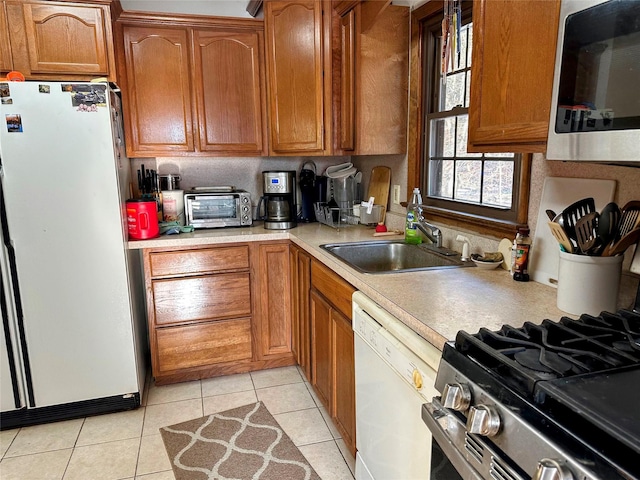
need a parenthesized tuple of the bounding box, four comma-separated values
(547, 0, 640, 162)
(184, 189, 252, 229)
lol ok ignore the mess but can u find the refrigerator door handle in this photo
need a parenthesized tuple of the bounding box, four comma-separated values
(0, 177, 34, 409)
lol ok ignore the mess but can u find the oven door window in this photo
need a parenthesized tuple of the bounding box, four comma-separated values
(191, 196, 238, 220)
(430, 439, 462, 480)
(431, 438, 463, 480)
(556, 0, 640, 133)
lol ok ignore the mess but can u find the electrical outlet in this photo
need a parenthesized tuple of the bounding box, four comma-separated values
(392, 185, 401, 204)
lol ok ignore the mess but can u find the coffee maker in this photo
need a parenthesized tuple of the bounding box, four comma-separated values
(257, 171, 297, 230)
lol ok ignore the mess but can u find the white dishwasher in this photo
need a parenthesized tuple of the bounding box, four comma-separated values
(352, 291, 441, 480)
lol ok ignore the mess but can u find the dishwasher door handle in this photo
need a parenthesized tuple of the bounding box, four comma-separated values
(421, 400, 484, 480)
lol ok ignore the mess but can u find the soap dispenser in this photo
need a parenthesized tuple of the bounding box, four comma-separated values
(456, 235, 471, 261)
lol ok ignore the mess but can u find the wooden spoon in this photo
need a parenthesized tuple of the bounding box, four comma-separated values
(602, 227, 640, 257)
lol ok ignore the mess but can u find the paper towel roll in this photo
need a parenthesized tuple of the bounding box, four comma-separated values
(161, 190, 185, 225)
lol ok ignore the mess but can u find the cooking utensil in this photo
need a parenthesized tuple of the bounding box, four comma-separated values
(615, 200, 640, 242)
(367, 166, 391, 224)
(602, 227, 640, 257)
(545, 209, 556, 221)
(561, 197, 596, 243)
(372, 230, 403, 237)
(547, 221, 574, 253)
(597, 202, 621, 247)
(575, 212, 600, 254)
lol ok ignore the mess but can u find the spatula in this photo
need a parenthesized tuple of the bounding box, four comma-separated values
(614, 200, 640, 243)
(575, 212, 599, 254)
(547, 221, 573, 253)
(561, 197, 596, 243)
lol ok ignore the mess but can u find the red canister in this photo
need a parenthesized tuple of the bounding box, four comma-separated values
(126, 200, 159, 240)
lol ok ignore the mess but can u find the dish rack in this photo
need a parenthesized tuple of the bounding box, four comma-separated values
(314, 202, 359, 229)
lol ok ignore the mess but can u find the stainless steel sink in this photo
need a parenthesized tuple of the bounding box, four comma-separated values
(320, 240, 472, 274)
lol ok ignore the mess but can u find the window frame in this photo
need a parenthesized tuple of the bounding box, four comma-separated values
(407, 0, 531, 237)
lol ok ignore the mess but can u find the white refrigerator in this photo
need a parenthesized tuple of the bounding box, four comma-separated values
(0, 81, 147, 428)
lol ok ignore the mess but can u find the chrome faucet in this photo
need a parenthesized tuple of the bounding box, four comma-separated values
(411, 204, 442, 248)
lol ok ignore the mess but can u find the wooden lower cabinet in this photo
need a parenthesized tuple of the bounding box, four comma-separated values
(143, 242, 294, 385)
(310, 291, 332, 407)
(332, 305, 355, 450)
(290, 245, 312, 381)
(310, 259, 356, 456)
(155, 319, 252, 374)
(255, 242, 292, 357)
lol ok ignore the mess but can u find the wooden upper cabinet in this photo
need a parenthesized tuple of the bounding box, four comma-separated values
(339, 9, 356, 152)
(0, 2, 13, 72)
(193, 29, 267, 155)
(119, 25, 194, 155)
(334, 1, 409, 156)
(115, 14, 267, 157)
(264, 0, 331, 155)
(2, 0, 116, 80)
(468, 0, 561, 153)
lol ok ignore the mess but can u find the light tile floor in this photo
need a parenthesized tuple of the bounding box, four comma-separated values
(0, 366, 355, 480)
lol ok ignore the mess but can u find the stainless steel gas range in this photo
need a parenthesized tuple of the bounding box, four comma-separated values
(423, 288, 640, 480)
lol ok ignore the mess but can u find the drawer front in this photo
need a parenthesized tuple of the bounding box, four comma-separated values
(150, 246, 249, 277)
(156, 319, 252, 373)
(152, 273, 251, 325)
(311, 260, 355, 319)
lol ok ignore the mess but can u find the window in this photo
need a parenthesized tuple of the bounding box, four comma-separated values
(408, 1, 530, 235)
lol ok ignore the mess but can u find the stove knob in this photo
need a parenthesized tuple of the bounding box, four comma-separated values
(441, 383, 471, 411)
(466, 405, 501, 437)
(532, 459, 573, 480)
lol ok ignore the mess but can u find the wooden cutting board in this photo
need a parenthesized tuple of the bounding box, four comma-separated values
(367, 166, 391, 223)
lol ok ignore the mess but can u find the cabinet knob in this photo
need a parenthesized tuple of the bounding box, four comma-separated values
(466, 404, 501, 437)
(441, 383, 471, 411)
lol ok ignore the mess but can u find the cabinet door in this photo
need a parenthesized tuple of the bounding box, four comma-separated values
(297, 249, 312, 381)
(120, 25, 194, 156)
(265, 0, 330, 155)
(468, 0, 561, 153)
(20, 3, 113, 76)
(256, 243, 292, 358)
(355, 3, 409, 154)
(291, 247, 311, 381)
(0, 2, 13, 72)
(339, 9, 356, 152)
(310, 290, 332, 409)
(193, 28, 267, 155)
(290, 246, 300, 365)
(332, 306, 356, 456)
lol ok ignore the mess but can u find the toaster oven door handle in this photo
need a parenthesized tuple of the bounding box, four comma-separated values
(422, 400, 484, 480)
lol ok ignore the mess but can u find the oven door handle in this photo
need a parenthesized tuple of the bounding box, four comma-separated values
(422, 400, 484, 480)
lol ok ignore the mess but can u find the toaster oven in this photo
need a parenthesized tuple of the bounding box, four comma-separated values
(184, 189, 252, 229)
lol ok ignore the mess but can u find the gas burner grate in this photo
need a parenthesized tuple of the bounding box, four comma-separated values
(456, 309, 640, 399)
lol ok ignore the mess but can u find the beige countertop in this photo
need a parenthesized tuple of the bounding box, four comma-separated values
(128, 223, 639, 351)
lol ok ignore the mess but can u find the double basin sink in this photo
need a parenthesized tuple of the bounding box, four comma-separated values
(320, 240, 473, 274)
